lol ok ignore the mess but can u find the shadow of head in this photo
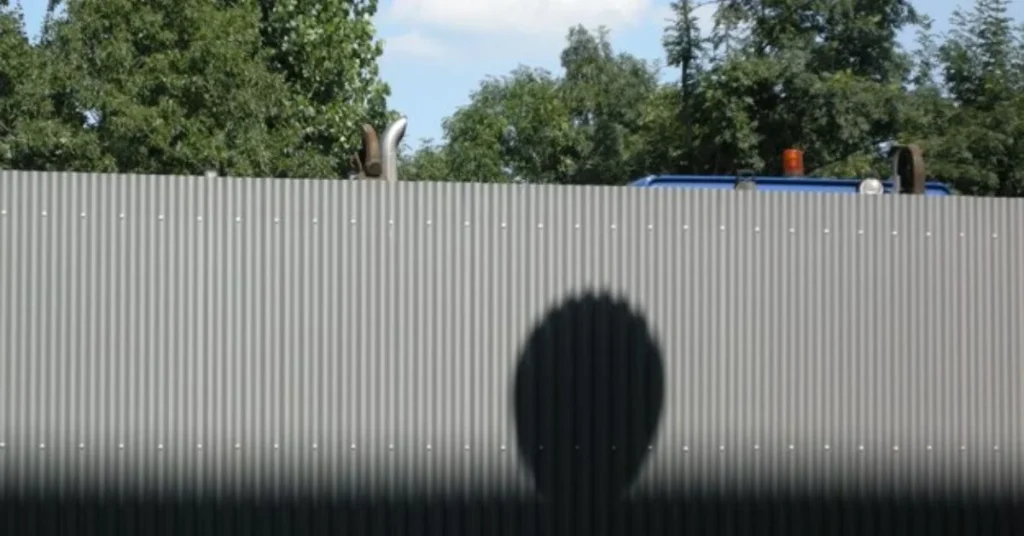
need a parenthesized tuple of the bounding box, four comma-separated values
(513, 292, 665, 509)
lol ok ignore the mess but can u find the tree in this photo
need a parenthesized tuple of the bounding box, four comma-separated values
(39, 0, 321, 176)
(402, 27, 661, 185)
(558, 26, 661, 184)
(1, 1, 105, 170)
(1, 2, 45, 167)
(690, 0, 921, 176)
(257, 0, 393, 169)
(662, 0, 705, 171)
(927, 0, 1023, 195)
(397, 139, 451, 182)
(10, 0, 392, 177)
(441, 67, 575, 183)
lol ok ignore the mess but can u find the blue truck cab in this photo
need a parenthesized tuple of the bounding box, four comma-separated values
(629, 174, 953, 196)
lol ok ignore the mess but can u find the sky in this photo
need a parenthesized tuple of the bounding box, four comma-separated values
(15, 0, 1024, 148)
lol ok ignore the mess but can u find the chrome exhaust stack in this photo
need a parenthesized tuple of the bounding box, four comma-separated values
(380, 116, 408, 182)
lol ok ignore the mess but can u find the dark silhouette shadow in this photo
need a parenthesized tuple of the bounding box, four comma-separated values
(513, 292, 665, 535)
(4, 291, 1024, 534)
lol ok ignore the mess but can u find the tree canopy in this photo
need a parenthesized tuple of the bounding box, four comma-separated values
(2, 0, 1023, 196)
(1, 0, 391, 177)
(399, 0, 1024, 196)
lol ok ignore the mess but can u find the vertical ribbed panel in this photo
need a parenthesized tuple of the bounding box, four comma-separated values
(2, 171, 1024, 533)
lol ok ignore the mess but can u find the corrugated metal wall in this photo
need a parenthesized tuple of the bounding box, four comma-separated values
(2, 170, 1024, 534)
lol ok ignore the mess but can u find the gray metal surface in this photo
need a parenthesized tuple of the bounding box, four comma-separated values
(2, 170, 1024, 504)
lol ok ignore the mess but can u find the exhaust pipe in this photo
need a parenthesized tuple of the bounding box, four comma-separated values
(348, 124, 383, 180)
(889, 144, 926, 194)
(381, 116, 408, 182)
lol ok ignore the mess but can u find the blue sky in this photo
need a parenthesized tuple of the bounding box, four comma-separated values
(15, 0, 1024, 148)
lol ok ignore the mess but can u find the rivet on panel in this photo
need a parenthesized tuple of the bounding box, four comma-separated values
(539, 445, 544, 450)
(648, 445, 653, 451)
(892, 230, 897, 236)
(994, 445, 1000, 451)
(0, 209, 6, 215)
(273, 443, 280, 450)
(41, 211, 47, 217)
(79, 443, 85, 450)
(575, 445, 580, 450)
(993, 233, 998, 239)
(682, 445, 689, 452)
(537, 223, 543, 229)
(500, 445, 506, 451)
(80, 212, 86, 218)
(427, 219, 432, 225)
(197, 444, 203, 450)
(39, 443, 46, 450)
(350, 218, 356, 224)
(753, 444, 759, 450)
(274, 218, 280, 223)
(683, 224, 689, 230)
(789, 228, 795, 233)
(197, 216, 203, 222)
(464, 221, 469, 226)
(236, 217, 242, 222)
(788, 444, 795, 450)
(389, 219, 394, 225)
(647, 224, 653, 230)
(719, 225, 725, 231)
(858, 229, 864, 235)
(574, 223, 580, 229)
(158, 214, 164, 220)
(754, 226, 760, 232)
(235, 443, 241, 450)
(610, 224, 616, 230)
(350, 443, 356, 450)
(927, 445, 933, 450)
(118, 443, 125, 450)
(312, 443, 318, 450)
(158, 444, 164, 450)
(465, 444, 470, 450)
(426, 444, 432, 450)
(719, 445, 725, 451)
(959, 232, 964, 237)
(389, 444, 394, 450)
(893, 445, 899, 451)
(858, 445, 865, 451)
(823, 229, 830, 234)
(0, 442, 5, 448)
(960, 445, 966, 451)
(824, 444, 830, 450)
(500, 222, 506, 228)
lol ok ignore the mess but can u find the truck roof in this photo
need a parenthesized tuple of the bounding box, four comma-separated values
(629, 174, 953, 196)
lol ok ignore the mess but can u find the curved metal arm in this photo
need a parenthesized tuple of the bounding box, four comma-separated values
(381, 116, 408, 182)
(889, 143, 926, 194)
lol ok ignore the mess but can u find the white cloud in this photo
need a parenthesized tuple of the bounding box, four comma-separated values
(387, 0, 654, 36)
(384, 31, 448, 59)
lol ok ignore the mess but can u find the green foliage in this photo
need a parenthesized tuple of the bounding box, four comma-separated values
(2, 0, 392, 177)
(927, 0, 1023, 195)
(257, 0, 392, 166)
(4, 0, 1023, 196)
(397, 0, 1023, 196)
(1, 2, 105, 170)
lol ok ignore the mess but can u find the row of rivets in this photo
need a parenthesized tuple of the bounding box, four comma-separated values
(0, 442, 1003, 452)
(0, 214, 1007, 238)
(0, 209, 1004, 238)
